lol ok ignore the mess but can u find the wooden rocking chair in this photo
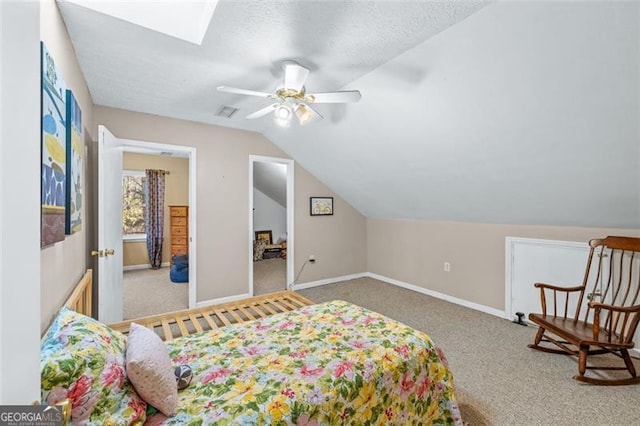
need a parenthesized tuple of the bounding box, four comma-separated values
(528, 236, 640, 385)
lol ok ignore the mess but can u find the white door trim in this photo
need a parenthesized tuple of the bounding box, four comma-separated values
(120, 138, 197, 309)
(248, 155, 294, 296)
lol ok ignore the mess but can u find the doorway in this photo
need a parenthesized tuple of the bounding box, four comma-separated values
(121, 149, 191, 319)
(121, 140, 197, 314)
(97, 127, 197, 323)
(249, 155, 294, 296)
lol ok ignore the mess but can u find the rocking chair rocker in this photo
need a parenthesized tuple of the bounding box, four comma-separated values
(528, 236, 640, 385)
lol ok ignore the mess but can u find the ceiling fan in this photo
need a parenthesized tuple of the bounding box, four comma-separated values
(217, 61, 361, 126)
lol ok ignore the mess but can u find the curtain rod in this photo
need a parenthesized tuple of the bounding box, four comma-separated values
(144, 169, 170, 175)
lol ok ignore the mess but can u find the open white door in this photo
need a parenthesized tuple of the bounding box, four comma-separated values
(97, 125, 124, 323)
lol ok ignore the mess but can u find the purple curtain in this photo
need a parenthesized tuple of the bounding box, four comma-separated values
(145, 169, 166, 269)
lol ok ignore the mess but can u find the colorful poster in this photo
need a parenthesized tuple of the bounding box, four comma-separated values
(41, 42, 67, 247)
(65, 90, 82, 234)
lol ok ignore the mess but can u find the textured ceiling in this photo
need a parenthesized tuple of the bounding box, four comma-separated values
(57, 0, 489, 132)
(57, 1, 640, 228)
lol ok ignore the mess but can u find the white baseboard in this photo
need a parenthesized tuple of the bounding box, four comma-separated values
(194, 272, 504, 320)
(292, 273, 368, 290)
(196, 293, 250, 309)
(292, 271, 506, 320)
(367, 273, 507, 319)
(123, 262, 169, 271)
(195, 274, 365, 308)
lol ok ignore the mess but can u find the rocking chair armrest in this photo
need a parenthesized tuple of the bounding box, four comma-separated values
(588, 301, 640, 314)
(587, 302, 640, 342)
(534, 282, 584, 293)
(533, 283, 584, 317)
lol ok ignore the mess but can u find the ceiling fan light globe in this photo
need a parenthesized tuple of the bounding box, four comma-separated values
(275, 104, 292, 120)
(275, 116, 291, 128)
(296, 104, 311, 125)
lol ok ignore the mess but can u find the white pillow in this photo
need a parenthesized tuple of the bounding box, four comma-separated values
(125, 323, 178, 416)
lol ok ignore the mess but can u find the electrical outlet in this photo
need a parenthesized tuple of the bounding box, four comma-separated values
(444, 262, 451, 272)
(309, 255, 316, 263)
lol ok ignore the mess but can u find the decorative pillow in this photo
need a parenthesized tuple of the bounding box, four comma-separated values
(40, 307, 146, 425)
(125, 323, 178, 416)
(253, 239, 267, 261)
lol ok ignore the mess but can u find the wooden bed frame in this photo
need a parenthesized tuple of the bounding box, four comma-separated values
(65, 269, 315, 340)
(65, 269, 94, 316)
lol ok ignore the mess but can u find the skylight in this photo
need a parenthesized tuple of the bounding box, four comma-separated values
(64, 0, 218, 45)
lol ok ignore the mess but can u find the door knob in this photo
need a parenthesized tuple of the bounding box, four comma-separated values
(91, 250, 104, 257)
(105, 249, 115, 256)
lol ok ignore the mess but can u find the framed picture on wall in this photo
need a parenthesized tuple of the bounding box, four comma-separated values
(65, 89, 82, 235)
(255, 230, 273, 244)
(310, 197, 333, 216)
(41, 42, 67, 247)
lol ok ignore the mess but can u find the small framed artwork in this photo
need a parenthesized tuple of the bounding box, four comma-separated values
(255, 230, 273, 244)
(310, 197, 334, 216)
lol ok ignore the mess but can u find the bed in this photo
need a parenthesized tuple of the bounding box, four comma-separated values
(41, 270, 463, 425)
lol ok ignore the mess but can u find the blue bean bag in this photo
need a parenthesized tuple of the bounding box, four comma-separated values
(170, 255, 189, 283)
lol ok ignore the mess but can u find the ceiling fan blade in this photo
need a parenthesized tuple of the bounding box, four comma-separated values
(217, 86, 273, 98)
(246, 104, 278, 119)
(283, 62, 309, 92)
(295, 103, 323, 126)
(305, 90, 362, 104)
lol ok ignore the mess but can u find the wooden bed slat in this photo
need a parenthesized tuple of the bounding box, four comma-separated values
(275, 297, 298, 311)
(188, 313, 204, 333)
(289, 293, 315, 307)
(237, 306, 256, 321)
(161, 320, 173, 341)
(255, 300, 279, 316)
(201, 312, 218, 330)
(247, 304, 268, 318)
(213, 308, 232, 327)
(175, 317, 189, 337)
(264, 297, 288, 312)
(227, 309, 244, 323)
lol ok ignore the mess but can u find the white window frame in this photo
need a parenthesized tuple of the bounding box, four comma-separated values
(122, 169, 147, 241)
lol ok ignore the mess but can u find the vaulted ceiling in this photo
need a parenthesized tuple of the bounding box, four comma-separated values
(57, 0, 640, 228)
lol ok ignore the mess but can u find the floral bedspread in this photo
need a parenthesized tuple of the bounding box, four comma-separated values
(148, 300, 462, 425)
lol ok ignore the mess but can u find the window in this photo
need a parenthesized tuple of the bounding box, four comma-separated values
(122, 170, 146, 240)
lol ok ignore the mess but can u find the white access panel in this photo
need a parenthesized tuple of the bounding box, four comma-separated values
(505, 237, 590, 322)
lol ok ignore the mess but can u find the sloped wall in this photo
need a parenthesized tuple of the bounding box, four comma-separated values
(253, 188, 286, 244)
(366, 1, 640, 313)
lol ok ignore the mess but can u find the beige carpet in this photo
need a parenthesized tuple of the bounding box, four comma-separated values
(253, 258, 287, 295)
(124, 260, 286, 319)
(123, 267, 188, 320)
(299, 277, 640, 426)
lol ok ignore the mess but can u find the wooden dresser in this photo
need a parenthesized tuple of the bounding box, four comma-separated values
(169, 205, 188, 264)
